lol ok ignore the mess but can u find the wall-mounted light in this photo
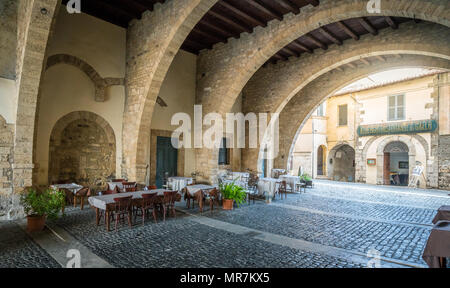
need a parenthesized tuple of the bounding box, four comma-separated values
(40, 8, 48, 15)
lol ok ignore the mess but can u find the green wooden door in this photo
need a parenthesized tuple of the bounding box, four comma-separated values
(156, 137, 178, 188)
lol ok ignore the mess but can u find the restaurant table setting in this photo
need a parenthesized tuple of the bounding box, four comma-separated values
(51, 183, 83, 194)
(422, 220, 450, 268)
(107, 181, 124, 192)
(278, 175, 301, 192)
(168, 177, 193, 191)
(257, 178, 280, 201)
(432, 205, 450, 224)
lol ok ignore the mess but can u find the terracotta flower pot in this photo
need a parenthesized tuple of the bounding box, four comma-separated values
(222, 199, 234, 210)
(27, 215, 46, 232)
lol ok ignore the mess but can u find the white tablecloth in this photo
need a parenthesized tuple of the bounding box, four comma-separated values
(257, 178, 280, 198)
(279, 175, 301, 191)
(51, 183, 83, 194)
(88, 189, 167, 210)
(271, 169, 286, 179)
(185, 184, 215, 196)
(168, 177, 193, 191)
(107, 182, 124, 192)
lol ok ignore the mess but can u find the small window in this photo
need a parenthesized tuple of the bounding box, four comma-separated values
(317, 103, 325, 117)
(218, 138, 230, 165)
(338, 104, 348, 126)
(388, 94, 405, 121)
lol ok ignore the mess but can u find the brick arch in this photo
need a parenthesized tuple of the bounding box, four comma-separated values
(46, 54, 124, 102)
(122, 0, 217, 183)
(49, 111, 116, 187)
(252, 55, 450, 175)
(196, 0, 450, 181)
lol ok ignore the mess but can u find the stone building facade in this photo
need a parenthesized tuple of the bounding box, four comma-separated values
(291, 72, 450, 189)
(0, 0, 449, 219)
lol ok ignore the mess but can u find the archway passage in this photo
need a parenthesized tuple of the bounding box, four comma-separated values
(329, 144, 355, 182)
(49, 112, 116, 189)
(383, 141, 409, 186)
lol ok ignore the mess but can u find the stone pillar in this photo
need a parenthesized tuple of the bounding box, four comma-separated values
(122, 0, 216, 183)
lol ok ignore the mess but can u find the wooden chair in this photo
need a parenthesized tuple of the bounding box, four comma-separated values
(207, 188, 219, 212)
(111, 179, 125, 183)
(102, 185, 120, 195)
(146, 185, 157, 190)
(133, 193, 158, 225)
(111, 196, 133, 231)
(183, 185, 196, 209)
(123, 182, 137, 192)
(246, 175, 261, 204)
(74, 187, 90, 210)
(278, 181, 287, 200)
(162, 191, 177, 221)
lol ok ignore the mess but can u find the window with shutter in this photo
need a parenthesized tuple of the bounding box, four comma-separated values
(338, 104, 348, 126)
(388, 94, 405, 121)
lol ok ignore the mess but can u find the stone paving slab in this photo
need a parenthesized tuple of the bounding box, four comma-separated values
(52, 209, 364, 268)
(0, 222, 60, 268)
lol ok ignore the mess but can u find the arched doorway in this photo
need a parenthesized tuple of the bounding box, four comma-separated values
(382, 141, 410, 186)
(317, 145, 327, 176)
(49, 111, 116, 189)
(328, 144, 355, 182)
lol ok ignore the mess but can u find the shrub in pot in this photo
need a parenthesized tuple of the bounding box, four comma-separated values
(20, 188, 65, 232)
(219, 181, 247, 210)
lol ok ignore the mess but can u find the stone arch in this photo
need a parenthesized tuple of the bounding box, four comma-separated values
(46, 54, 124, 102)
(246, 21, 450, 174)
(327, 143, 356, 182)
(376, 135, 417, 185)
(48, 111, 116, 189)
(122, 0, 217, 183)
(254, 55, 450, 175)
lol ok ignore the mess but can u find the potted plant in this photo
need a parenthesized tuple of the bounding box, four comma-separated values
(300, 174, 313, 188)
(20, 187, 65, 232)
(219, 181, 247, 210)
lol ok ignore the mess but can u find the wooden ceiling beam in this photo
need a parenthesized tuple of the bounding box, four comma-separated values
(291, 40, 313, 53)
(337, 21, 359, 40)
(208, 10, 253, 33)
(218, 1, 266, 27)
(346, 62, 357, 69)
(358, 17, 378, 35)
(360, 58, 371, 66)
(385, 16, 398, 29)
(318, 27, 342, 45)
(278, 0, 300, 14)
(192, 27, 227, 44)
(282, 47, 299, 57)
(199, 21, 235, 38)
(376, 55, 386, 62)
(305, 0, 320, 7)
(304, 34, 327, 50)
(247, 0, 283, 21)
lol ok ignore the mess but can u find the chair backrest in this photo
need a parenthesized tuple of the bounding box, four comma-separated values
(163, 191, 177, 204)
(146, 185, 157, 190)
(208, 188, 218, 198)
(76, 187, 90, 197)
(123, 182, 137, 192)
(113, 196, 133, 212)
(111, 179, 125, 183)
(280, 181, 287, 192)
(103, 185, 119, 195)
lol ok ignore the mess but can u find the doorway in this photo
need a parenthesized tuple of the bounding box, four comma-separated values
(317, 145, 326, 176)
(383, 141, 409, 186)
(155, 136, 178, 188)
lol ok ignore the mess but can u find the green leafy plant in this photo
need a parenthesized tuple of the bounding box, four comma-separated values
(219, 181, 247, 207)
(20, 188, 65, 220)
(300, 173, 312, 182)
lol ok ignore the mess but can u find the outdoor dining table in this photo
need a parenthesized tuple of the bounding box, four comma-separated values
(168, 177, 193, 192)
(422, 220, 450, 268)
(432, 205, 450, 224)
(107, 181, 124, 192)
(257, 178, 281, 202)
(278, 175, 301, 192)
(88, 189, 178, 231)
(185, 184, 216, 212)
(51, 183, 83, 194)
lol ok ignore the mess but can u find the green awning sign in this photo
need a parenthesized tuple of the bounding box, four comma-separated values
(357, 120, 437, 137)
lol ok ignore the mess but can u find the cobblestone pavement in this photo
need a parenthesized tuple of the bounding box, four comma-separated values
(52, 209, 364, 268)
(0, 222, 60, 268)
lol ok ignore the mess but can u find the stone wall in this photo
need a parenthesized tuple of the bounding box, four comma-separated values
(0, 116, 15, 220)
(438, 135, 450, 190)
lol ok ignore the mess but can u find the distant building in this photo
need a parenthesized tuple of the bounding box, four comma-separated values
(291, 71, 450, 189)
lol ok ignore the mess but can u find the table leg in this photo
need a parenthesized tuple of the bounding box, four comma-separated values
(73, 195, 76, 207)
(106, 211, 110, 232)
(95, 208, 100, 226)
(80, 196, 84, 210)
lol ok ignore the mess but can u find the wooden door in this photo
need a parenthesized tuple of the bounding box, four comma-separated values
(156, 137, 178, 188)
(383, 152, 390, 185)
